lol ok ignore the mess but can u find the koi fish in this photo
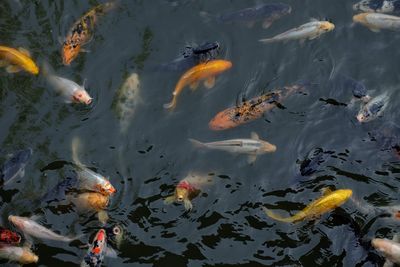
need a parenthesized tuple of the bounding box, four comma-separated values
(163, 59, 232, 110)
(263, 188, 352, 223)
(72, 137, 116, 196)
(112, 72, 141, 134)
(201, 3, 291, 28)
(259, 20, 334, 43)
(353, 13, 400, 32)
(372, 237, 400, 265)
(41, 175, 78, 203)
(353, 0, 400, 14)
(0, 46, 39, 75)
(356, 93, 388, 122)
(69, 192, 110, 225)
(189, 132, 276, 164)
(0, 148, 32, 186)
(62, 2, 115, 65)
(164, 174, 212, 211)
(342, 75, 371, 102)
(209, 84, 306, 130)
(8, 215, 80, 242)
(81, 229, 117, 267)
(46, 73, 92, 105)
(0, 227, 21, 245)
(105, 225, 123, 249)
(0, 245, 38, 264)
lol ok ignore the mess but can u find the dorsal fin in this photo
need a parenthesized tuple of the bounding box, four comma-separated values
(18, 47, 31, 57)
(321, 188, 332, 196)
(251, 132, 260, 140)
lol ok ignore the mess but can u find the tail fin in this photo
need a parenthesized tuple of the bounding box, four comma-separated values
(188, 138, 206, 148)
(262, 207, 293, 223)
(163, 97, 177, 110)
(71, 136, 83, 166)
(259, 38, 276, 44)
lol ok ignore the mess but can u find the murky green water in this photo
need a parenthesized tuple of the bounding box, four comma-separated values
(1, 0, 400, 266)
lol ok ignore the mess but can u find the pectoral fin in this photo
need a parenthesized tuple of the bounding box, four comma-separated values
(251, 132, 260, 140)
(18, 47, 31, 57)
(164, 195, 176, 205)
(204, 76, 215, 89)
(6, 65, 22, 73)
(262, 19, 273, 29)
(184, 199, 193, 211)
(368, 27, 380, 33)
(190, 81, 199, 91)
(247, 154, 257, 164)
(321, 187, 332, 196)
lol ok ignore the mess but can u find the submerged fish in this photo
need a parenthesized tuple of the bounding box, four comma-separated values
(299, 148, 330, 176)
(209, 84, 306, 130)
(353, 0, 400, 14)
(62, 2, 115, 65)
(164, 174, 212, 211)
(0, 245, 38, 264)
(263, 188, 352, 223)
(0, 148, 32, 185)
(201, 3, 291, 28)
(41, 175, 78, 203)
(112, 72, 141, 134)
(0, 46, 39, 75)
(259, 20, 334, 43)
(46, 73, 92, 105)
(372, 238, 400, 265)
(105, 225, 124, 249)
(0, 227, 22, 245)
(8, 215, 79, 242)
(69, 192, 110, 224)
(356, 93, 388, 122)
(353, 13, 400, 32)
(81, 229, 116, 267)
(189, 132, 276, 164)
(164, 59, 232, 110)
(369, 122, 400, 155)
(341, 76, 371, 102)
(72, 137, 116, 196)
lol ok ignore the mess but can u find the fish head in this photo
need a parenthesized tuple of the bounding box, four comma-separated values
(0, 228, 22, 244)
(100, 180, 116, 195)
(215, 60, 233, 73)
(91, 229, 107, 255)
(356, 107, 371, 123)
(72, 89, 93, 105)
(8, 215, 25, 230)
(319, 21, 335, 32)
(353, 0, 378, 12)
(24, 61, 39, 75)
(372, 238, 394, 255)
(21, 250, 39, 264)
(353, 13, 369, 24)
(209, 109, 238, 130)
(261, 141, 277, 153)
(175, 187, 189, 202)
(62, 40, 81, 65)
(336, 189, 353, 203)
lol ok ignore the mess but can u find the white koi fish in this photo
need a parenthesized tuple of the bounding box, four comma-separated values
(353, 13, 400, 32)
(372, 236, 400, 266)
(8, 215, 80, 242)
(189, 132, 276, 163)
(0, 245, 38, 264)
(47, 74, 92, 105)
(259, 20, 335, 43)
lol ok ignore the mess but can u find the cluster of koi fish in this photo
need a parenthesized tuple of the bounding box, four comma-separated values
(1, 0, 400, 266)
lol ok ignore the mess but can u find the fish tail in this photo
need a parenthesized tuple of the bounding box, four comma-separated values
(71, 136, 83, 166)
(163, 97, 177, 110)
(259, 38, 276, 44)
(262, 207, 294, 223)
(188, 138, 206, 148)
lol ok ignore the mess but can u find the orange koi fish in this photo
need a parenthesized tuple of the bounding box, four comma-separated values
(164, 59, 232, 110)
(0, 46, 39, 75)
(62, 2, 115, 65)
(209, 84, 306, 130)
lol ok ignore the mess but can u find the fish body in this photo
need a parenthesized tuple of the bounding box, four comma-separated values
(81, 229, 108, 267)
(189, 132, 276, 163)
(0, 148, 32, 185)
(372, 238, 400, 264)
(62, 2, 115, 65)
(0, 227, 21, 245)
(164, 175, 212, 211)
(263, 189, 352, 223)
(47, 74, 92, 105)
(259, 20, 334, 43)
(0, 245, 38, 264)
(213, 3, 291, 28)
(342, 76, 370, 101)
(209, 84, 305, 130)
(41, 176, 78, 203)
(112, 73, 141, 134)
(0, 46, 39, 75)
(356, 93, 388, 122)
(369, 122, 400, 154)
(72, 137, 116, 195)
(299, 148, 329, 176)
(353, 13, 400, 31)
(164, 59, 232, 110)
(69, 192, 109, 224)
(353, 0, 400, 14)
(8, 215, 78, 242)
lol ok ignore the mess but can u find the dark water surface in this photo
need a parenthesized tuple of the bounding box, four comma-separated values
(1, 0, 400, 266)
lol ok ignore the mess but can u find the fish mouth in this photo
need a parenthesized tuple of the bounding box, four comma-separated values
(85, 98, 93, 105)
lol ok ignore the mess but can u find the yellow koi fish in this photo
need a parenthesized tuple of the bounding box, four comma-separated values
(0, 46, 39, 75)
(263, 188, 352, 223)
(163, 59, 232, 110)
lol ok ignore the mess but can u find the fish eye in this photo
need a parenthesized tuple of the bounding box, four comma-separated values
(177, 197, 183, 201)
(78, 93, 82, 97)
